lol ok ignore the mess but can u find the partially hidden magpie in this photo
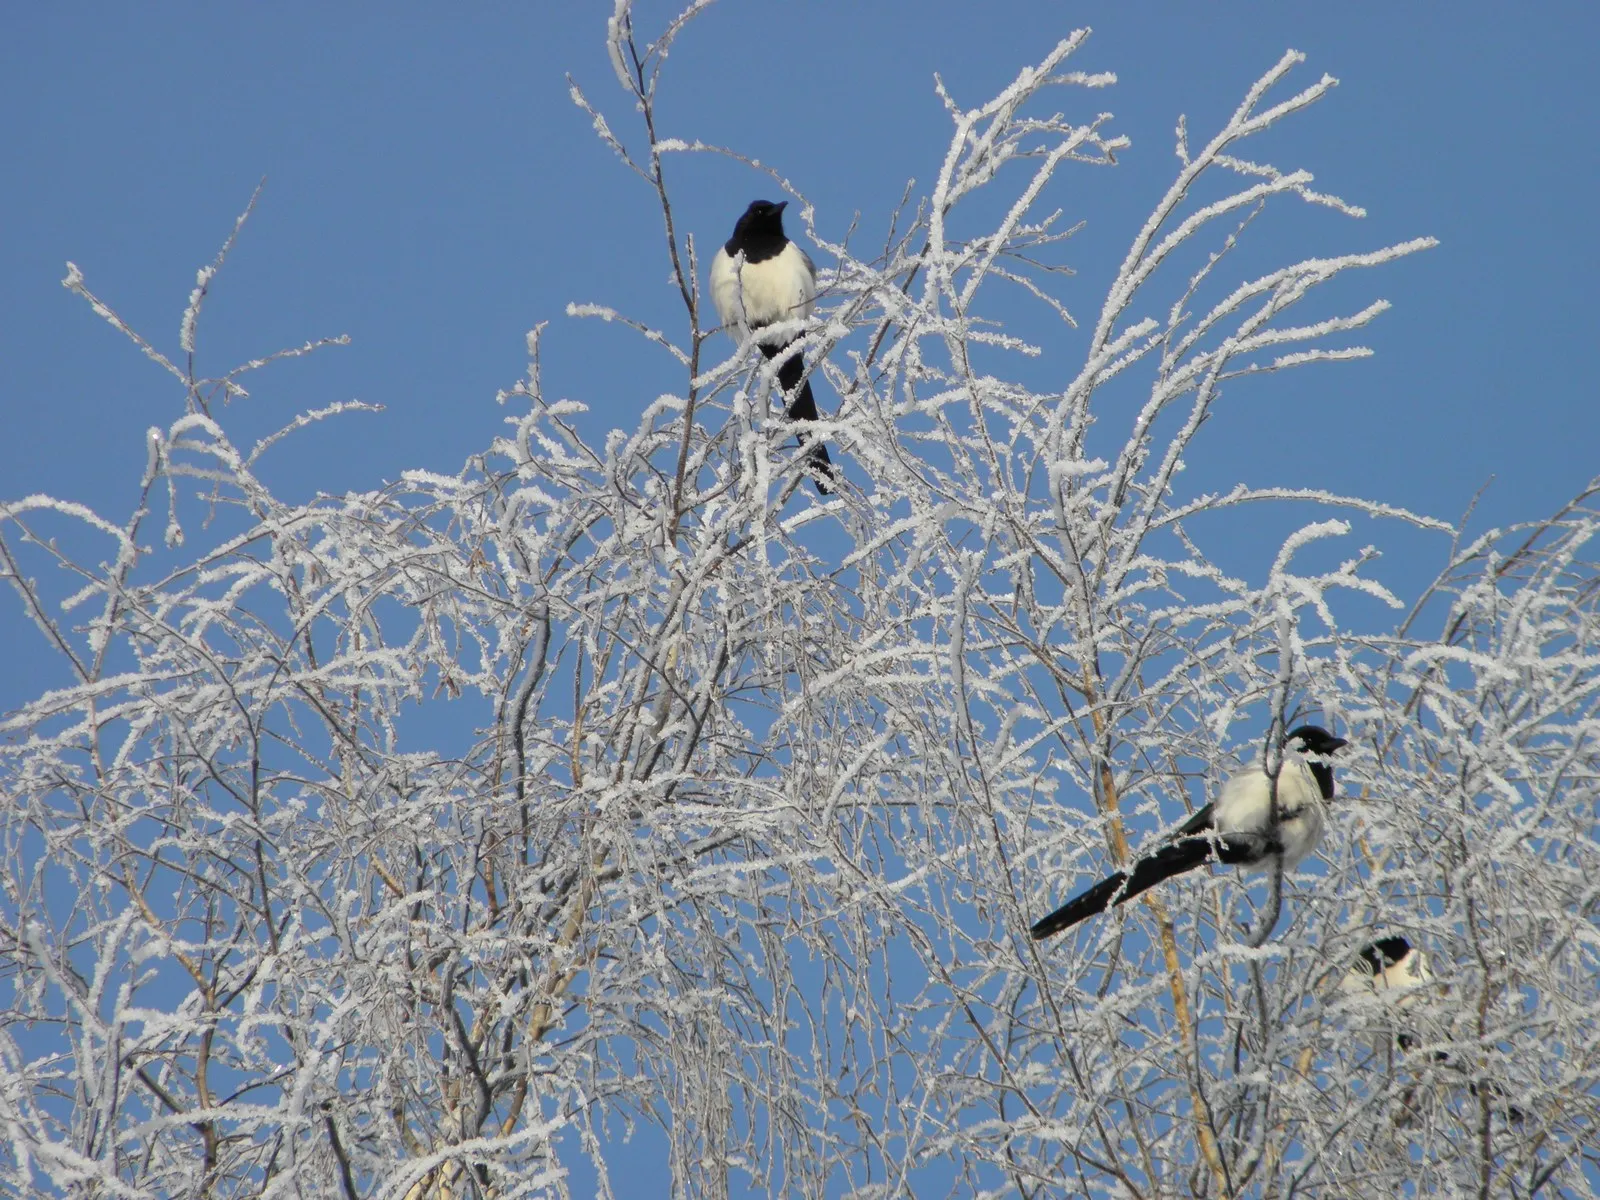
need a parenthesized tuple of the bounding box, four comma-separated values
(1342, 935, 1525, 1122)
(709, 199, 837, 493)
(1342, 935, 1433, 1050)
(1030, 725, 1349, 940)
(1347, 936, 1430, 994)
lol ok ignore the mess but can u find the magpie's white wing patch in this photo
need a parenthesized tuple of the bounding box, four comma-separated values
(1211, 757, 1326, 867)
(709, 247, 743, 333)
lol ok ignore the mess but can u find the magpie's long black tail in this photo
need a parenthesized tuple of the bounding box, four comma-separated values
(1030, 836, 1222, 940)
(763, 342, 836, 493)
(1427, 1052, 1525, 1122)
(1467, 1078, 1525, 1123)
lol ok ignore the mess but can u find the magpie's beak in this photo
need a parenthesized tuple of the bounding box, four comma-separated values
(1329, 736, 1349, 753)
(774, 200, 788, 215)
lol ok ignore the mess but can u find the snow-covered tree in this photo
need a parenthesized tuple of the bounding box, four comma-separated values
(3, 4, 1596, 1196)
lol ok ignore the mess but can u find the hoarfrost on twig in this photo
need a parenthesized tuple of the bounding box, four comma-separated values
(3, 9, 1593, 1200)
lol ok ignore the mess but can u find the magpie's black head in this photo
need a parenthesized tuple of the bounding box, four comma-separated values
(1285, 724, 1348, 757)
(1356, 935, 1414, 975)
(727, 199, 790, 258)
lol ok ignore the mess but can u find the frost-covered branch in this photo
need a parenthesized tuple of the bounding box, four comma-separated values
(3, 8, 1593, 1198)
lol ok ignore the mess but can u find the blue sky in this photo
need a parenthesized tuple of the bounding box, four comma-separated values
(6, 2, 1594, 702)
(4, 2, 1596, 555)
(3, 2, 1597, 1190)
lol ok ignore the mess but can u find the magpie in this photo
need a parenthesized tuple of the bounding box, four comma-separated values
(1342, 935, 1432, 1051)
(1030, 725, 1349, 940)
(709, 199, 837, 493)
(1347, 936, 1429, 992)
(1342, 935, 1525, 1122)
